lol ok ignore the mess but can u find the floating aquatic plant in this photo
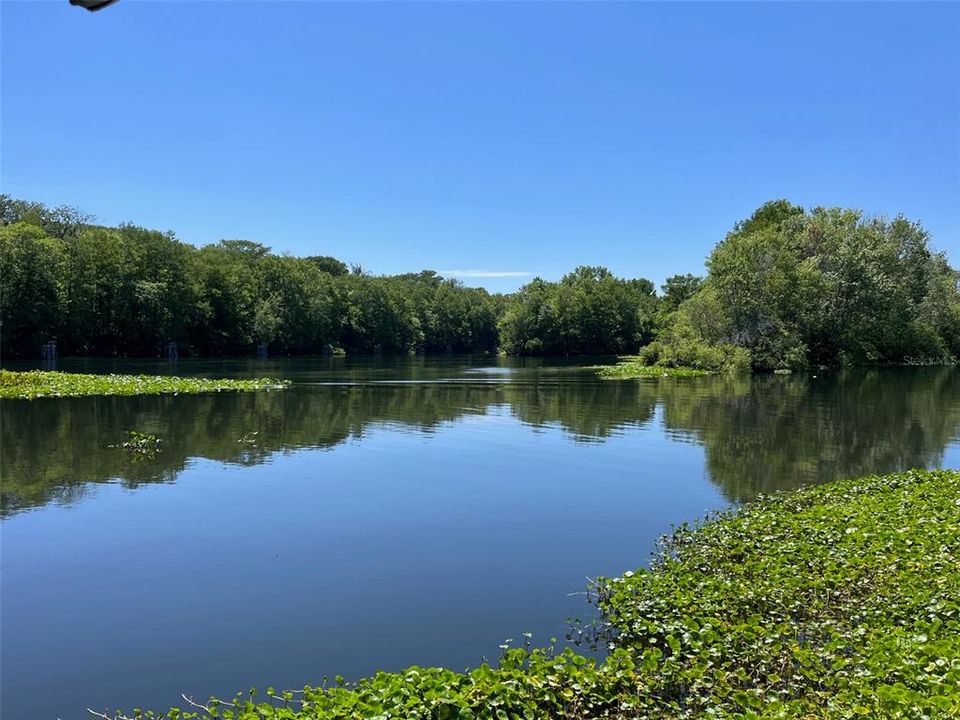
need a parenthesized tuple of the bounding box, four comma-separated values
(109, 430, 162, 459)
(0, 370, 289, 400)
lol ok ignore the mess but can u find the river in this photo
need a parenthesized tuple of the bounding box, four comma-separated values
(2, 357, 959, 719)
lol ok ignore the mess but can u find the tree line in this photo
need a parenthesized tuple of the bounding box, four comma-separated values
(0, 197, 502, 357)
(1, 195, 958, 368)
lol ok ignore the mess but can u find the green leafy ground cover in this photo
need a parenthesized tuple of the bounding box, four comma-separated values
(0, 370, 289, 399)
(595, 359, 715, 379)
(95, 469, 960, 719)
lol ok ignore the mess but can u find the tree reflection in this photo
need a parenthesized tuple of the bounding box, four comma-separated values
(656, 368, 960, 501)
(3, 366, 958, 516)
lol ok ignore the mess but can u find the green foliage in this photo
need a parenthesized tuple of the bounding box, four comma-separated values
(595, 359, 714, 378)
(2, 195, 958, 364)
(647, 201, 960, 371)
(617, 286, 753, 375)
(659, 274, 704, 312)
(498, 266, 657, 355)
(305, 255, 350, 277)
(93, 468, 960, 719)
(0, 222, 69, 353)
(0, 370, 289, 399)
(634, 339, 752, 375)
(0, 197, 501, 358)
(596, 468, 960, 718)
(111, 430, 163, 458)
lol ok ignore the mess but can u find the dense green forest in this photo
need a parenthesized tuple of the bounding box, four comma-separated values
(2, 196, 958, 368)
(644, 200, 960, 370)
(0, 197, 502, 357)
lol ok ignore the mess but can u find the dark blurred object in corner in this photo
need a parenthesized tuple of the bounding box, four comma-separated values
(70, 0, 121, 11)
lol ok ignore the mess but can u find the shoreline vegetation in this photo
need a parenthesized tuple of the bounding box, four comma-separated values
(595, 354, 960, 380)
(93, 468, 959, 720)
(3, 196, 958, 372)
(594, 357, 718, 379)
(590, 354, 724, 380)
(0, 370, 289, 400)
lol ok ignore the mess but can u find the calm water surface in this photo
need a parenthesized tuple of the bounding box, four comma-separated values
(2, 357, 959, 719)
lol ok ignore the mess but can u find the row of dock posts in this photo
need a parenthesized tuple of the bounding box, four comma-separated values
(41, 340, 58, 369)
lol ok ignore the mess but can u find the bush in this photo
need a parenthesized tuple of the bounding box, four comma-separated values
(637, 337, 751, 374)
(748, 324, 809, 371)
(634, 285, 752, 374)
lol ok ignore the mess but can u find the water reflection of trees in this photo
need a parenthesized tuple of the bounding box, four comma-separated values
(3, 367, 958, 515)
(503, 379, 657, 441)
(655, 368, 960, 501)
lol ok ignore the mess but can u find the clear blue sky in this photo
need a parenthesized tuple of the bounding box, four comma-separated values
(2, 1, 958, 292)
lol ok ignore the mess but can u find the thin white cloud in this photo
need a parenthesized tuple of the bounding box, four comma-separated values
(438, 269, 533, 278)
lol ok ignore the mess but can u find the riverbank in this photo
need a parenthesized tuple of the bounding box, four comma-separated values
(594, 345, 751, 379)
(0, 370, 289, 399)
(94, 467, 958, 719)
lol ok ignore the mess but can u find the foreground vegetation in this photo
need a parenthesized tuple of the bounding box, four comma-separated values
(0, 370, 288, 399)
(3, 197, 958, 367)
(94, 468, 959, 719)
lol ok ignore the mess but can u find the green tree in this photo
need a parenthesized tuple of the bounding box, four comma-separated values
(655, 200, 960, 370)
(0, 223, 68, 355)
(660, 273, 703, 311)
(499, 267, 656, 355)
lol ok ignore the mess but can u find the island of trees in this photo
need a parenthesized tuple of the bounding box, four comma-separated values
(2, 196, 957, 370)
